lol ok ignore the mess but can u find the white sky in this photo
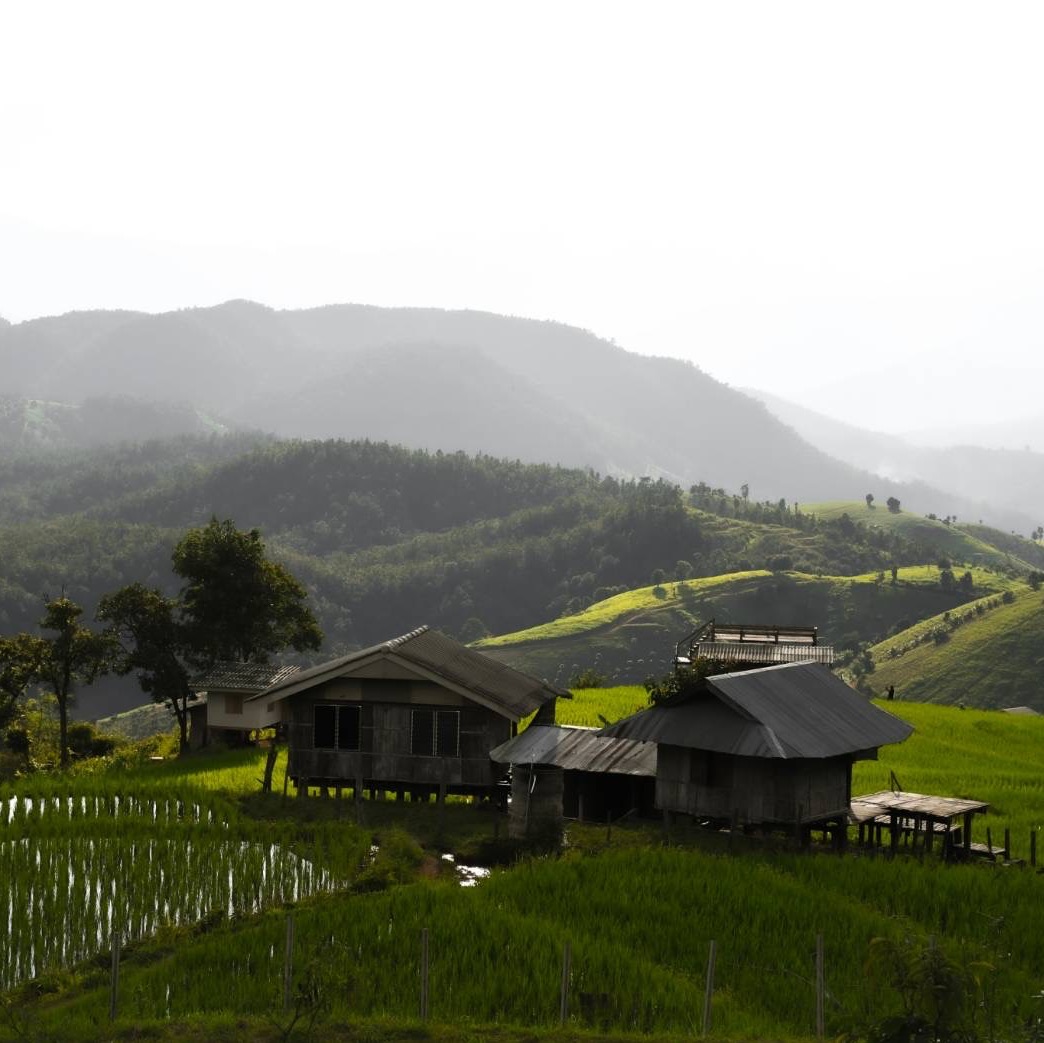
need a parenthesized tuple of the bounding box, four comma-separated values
(2, 1, 1042, 433)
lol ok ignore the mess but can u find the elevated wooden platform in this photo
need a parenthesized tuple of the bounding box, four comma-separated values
(850, 790, 992, 859)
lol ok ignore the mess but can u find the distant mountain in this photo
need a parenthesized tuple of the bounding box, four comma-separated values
(0, 395, 231, 453)
(749, 389, 1044, 534)
(0, 299, 1020, 525)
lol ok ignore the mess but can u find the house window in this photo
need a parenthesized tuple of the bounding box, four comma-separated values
(225, 694, 243, 715)
(313, 704, 361, 750)
(410, 709, 460, 757)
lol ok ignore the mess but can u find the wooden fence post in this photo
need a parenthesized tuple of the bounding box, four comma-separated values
(109, 927, 120, 1021)
(283, 912, 295, 1011)
(815, 933, 825, 1039)
(702, 939, 717, 1036)
(559, 940, 572, 1025)
(420, 928, 430, 1020)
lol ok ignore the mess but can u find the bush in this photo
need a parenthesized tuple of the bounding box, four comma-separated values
(4, 726, 29, 755)
(569, 666, 606, 689)
(66, 721, 119, 759)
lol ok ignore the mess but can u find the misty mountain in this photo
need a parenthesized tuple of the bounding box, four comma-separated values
(0, 395, 230, 454)
(0, 300, 1024, 527)
(749, 389, 1044, 532)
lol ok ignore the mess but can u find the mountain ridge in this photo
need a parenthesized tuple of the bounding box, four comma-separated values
(0, 299, 1021, 528)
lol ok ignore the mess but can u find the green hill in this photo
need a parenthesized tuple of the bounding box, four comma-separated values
(806, 500, 1044, 570)
(868, 585, 1044, 711)
(477, 567, 1007, 687)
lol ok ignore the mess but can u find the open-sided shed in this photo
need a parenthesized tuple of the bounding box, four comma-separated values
(490, 725, 657, 837)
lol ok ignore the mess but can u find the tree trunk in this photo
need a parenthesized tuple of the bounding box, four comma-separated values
(57, 690, 70, 769)
(173, 694, 189, 755)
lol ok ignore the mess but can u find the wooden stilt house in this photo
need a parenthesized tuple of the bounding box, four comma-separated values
(601, 661, 911, 835)
(242, 627, 565, 800)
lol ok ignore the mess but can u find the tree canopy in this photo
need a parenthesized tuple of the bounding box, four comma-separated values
(99, 520, 324, 752)
(171, 518, 323, 668)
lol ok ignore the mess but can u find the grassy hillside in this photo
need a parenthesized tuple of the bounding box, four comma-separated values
(477, 567, 1008, 688)
(806, 500, 1041, 569)
(5, 701, 1044, 1042)
(868, 586, 1044, 711)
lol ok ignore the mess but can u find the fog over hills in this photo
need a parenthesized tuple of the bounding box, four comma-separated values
(749, 389, 1044, 531)
(0, 300, 1031, 530)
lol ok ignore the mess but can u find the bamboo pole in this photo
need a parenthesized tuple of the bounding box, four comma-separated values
(702, 939, 717, 1036)
(283, 912, 295, 1011)
(815, 933, 825, 1039)
(420, 928, 430, 1020)
(559, 940, 572, 1025)
(109, 927, 120, 1021)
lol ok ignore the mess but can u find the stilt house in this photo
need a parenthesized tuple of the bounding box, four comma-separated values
(240, 627, 565, 799)
(601, 661, 911, 833)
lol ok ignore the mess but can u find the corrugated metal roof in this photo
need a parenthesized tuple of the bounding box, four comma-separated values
(192, 662, 301, 692)
(489, 725, 656, 775)
(691, 641, 835, 665)
(257, 627, 564, 720)
(601, 662, 912, 759)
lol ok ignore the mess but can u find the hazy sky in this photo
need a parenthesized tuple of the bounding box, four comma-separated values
(2, 2, 1042, 433)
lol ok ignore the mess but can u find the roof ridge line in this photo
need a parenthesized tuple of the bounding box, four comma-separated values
(383, 625, 430, 651)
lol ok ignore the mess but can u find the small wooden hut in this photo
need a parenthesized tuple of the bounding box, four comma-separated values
(489, 725, 657, 838)
(601, 661, 912, 836)
(245, 627, 564, 800)
(191, 662, 303, 746)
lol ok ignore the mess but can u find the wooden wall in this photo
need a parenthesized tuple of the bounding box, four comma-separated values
(656, 745, 851, 825)
(509, 764, 564, 839)
(286, 673, 513, 792)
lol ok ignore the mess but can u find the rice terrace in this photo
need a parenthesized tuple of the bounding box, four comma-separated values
(2, 691, 1044, 1043)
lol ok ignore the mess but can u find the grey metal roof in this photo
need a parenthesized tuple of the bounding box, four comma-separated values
(601, 662, 912, 759)
(192, 662, 301, 693)
(257, 626, 565, 720)
(690, 641, 835, 666)
(489, 725, 656, 776)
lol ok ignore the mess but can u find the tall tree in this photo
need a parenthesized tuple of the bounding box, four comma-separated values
(100, 520, 323, 753)
(0, 633, 48, 734)
(33, 598, 115, 768)
(97, 583, 194, 753)
(171, 518, 323, 668)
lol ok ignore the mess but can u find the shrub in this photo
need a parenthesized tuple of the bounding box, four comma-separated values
(569, 666, 606, 689)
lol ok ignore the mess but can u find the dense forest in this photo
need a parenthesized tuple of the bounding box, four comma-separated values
(0, 438, 934, 670)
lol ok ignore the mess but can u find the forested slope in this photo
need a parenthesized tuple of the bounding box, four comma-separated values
(0, 300, 1011, 522)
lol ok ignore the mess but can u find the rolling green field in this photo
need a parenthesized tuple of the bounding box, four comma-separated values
(4, 698, 1044, 1042)
(478, 567, 1011, 691)
(869, 586, 1044, 710)
(805, 501, 1042, 571)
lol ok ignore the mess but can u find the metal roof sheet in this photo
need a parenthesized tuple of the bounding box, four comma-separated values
(192, 662, 301, 693)
(601, 662, 912, 759)
(257, 627, 564, 719)
(692, 641, 835, 665)
(489, 725, 657, 775)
